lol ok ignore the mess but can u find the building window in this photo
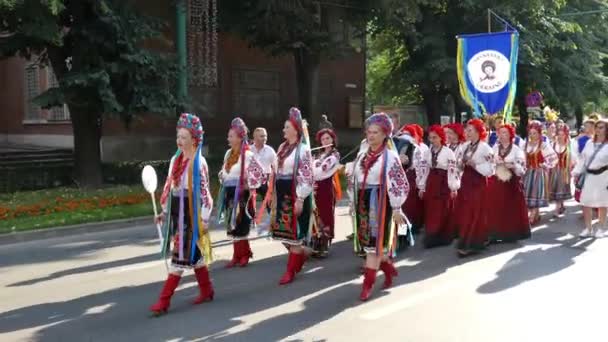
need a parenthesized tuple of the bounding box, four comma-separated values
(233, 68, 280, 120)
(23, 63, 42, 121)
(23, 62, 70, 123)
(47, 68, 70, 121)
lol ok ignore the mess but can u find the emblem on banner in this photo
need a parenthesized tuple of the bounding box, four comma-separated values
(467, 50, 510, 93)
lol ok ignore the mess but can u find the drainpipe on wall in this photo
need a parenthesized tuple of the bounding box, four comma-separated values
(176, 0, 188, 107)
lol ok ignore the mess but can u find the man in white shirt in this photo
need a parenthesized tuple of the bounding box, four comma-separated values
(250, 127, 277, 203)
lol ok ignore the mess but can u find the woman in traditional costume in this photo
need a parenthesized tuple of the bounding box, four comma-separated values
(523, 120, 557, 225)
(270, 107, 315, 285)
(453, 119, 495, 257)
(349, 113, 409, 301)
(417, 125, 460, 248)
(311, 128, 341, 257)
(217, 117, 264, 268)
(488, 124, 530, 243)
(400, 124, 424, 233)
(549, 123, 575, 217)
(444, 123, 465, 152)
(573, 119, 608, 238)
(150, 113, 214, 315)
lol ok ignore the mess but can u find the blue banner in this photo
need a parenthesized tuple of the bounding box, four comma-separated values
(457, 31, 519, 121)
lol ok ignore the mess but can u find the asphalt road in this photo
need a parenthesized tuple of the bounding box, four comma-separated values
(1, 202, 607, 342)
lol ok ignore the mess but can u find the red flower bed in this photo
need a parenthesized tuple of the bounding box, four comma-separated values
(0, 193, 150, 221)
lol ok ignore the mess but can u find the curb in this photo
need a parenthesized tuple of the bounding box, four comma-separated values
(0, 201, 350, 246)
(0, 216, 151, 246)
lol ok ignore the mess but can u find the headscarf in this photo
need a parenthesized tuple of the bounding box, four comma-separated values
(365, 112, 393, 137)
(527, 120, 543, 134)
(288, 107, 303, 137)
(230, 117, 249, 140)
(428, 125, 446, 145)
(498, 124, 516, 142)
(444, 123, 465, 142)
(467, 118, 488, 141)
(413, 124, 424, 144)
(315, 128, 338, 147)
(401, 124, 419, 142)
(176, 113, 204, 146)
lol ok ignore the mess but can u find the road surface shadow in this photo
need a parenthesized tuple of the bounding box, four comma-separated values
(0, 240, 389, 342)
(0, 227, 157, 268)
(477, 233, 595, 294)
(6, 253, 161, 287)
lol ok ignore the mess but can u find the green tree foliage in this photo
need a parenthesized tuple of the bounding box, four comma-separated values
(0, 0, 181, 188)
(368, 0, 608, 128)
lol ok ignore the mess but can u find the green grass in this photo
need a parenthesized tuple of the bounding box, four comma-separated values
(0, 157, 346, 233)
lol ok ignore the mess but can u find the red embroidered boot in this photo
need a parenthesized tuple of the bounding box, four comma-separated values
(279, 252, 299, 285)
(193, 266, 214, 304)
(238, 240, 253, 267)
(379, 260, 398, 289)
(294, 253, 307, 274)
(359, 268, 377, 301)
(150, 273, 181, 315)
(225, 241, 239, 268)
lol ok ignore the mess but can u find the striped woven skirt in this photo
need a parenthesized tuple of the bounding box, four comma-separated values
(523, 168, 549, 208)
(549, 167, 572, 201)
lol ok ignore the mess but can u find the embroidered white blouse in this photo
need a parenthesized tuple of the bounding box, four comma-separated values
(455, 141, 495, 177)
(552, 141, 577, 169)
(276, 143, 314, 200)
(313, 150, 341, 181)
(349, 147, 409, 210)
(417, 146, 460, 192)
(219, 149, 264, 189)
(160, 153, 213, 221)
(493, 143, 526, 177)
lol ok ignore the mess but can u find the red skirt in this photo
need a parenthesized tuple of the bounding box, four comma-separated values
(487, 175, 531, 242)
(403, 169, 424, 230)
(454, 166, 489, 253)
(423, 169, 455, 248)
(314, 176, 336, 239)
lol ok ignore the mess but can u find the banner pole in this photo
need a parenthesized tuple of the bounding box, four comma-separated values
(487, 9, 492, 33)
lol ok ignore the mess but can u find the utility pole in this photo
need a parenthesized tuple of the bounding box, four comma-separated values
(176, 0, 188, 106)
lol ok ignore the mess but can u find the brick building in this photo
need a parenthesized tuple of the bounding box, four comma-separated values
(0, 2, 365, 162)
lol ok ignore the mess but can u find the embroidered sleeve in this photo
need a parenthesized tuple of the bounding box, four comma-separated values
(313, 152, 340, 181)
(512, 147, 527, 176)
(416, 147, 430, 192)
(219, 149, 230, 182)
(386, 151, 409, 209)
(455, 143, 465, 171)
(246, 152, 264, 189)
(474, 144, 495, 177)
(199, 157, 213, 222)
(160, 156, 175, 213)
(541, 141, 558, 169)
(296, 147, 314, 200)
(446, 149, 460, 191)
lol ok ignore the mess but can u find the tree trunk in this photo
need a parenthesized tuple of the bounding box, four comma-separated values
(48, 47, 103, 189)
(70, 107, 103, 188)
(516, 92, 528, 138)
(421, 87, 442, 125)
(575, 104, 584, 129)
(293, 48, 321, 125)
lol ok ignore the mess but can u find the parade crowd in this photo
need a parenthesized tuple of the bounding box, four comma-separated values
(148, 109, 608, 315)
